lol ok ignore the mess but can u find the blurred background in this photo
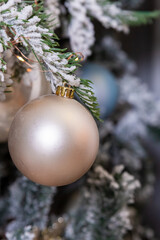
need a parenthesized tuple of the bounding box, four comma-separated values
(121, 1, 160, 90)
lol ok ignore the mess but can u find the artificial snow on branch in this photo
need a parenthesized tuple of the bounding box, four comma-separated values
(66, 0, 95, 58)
(0, 0, 100, 119)
(45, 0, 60, 29)
(65, 0, 159, 58)
(6, 226, 35, 240)
(116, 75, 160, 146)
(0, 1, 79, 90)
(65, 164, 140, 240)
(6, 176, 56, 232)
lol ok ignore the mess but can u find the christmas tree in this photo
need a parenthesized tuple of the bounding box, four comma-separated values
(0, 0, 160, 239)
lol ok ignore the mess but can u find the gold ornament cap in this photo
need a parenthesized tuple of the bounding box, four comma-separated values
(56, 83, 75, 99)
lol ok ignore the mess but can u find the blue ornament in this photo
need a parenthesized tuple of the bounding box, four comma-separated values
(81, 63, 119, 119)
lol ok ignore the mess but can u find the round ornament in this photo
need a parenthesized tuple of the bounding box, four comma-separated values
(0, 65, 51, 143)
(8, 93, 99, 186)
(81, 63, 119, 119)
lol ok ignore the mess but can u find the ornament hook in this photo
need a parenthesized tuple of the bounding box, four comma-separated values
(56, 82, 75, 99)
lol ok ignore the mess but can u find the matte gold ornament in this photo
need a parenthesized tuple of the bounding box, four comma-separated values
(0, 65, 51, 143)
(8, 89, 99, 186)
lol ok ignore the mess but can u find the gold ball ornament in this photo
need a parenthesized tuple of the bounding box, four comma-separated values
(8, 88, 99, 186)
(0, 64, 51, 143)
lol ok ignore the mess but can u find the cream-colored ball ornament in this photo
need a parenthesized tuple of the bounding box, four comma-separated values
(8, 86, 99, 186)
(0, 61, 51, 143)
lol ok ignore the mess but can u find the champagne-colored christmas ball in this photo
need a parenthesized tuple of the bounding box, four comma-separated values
(8, 95, 99, 186)
(0, 66, 51, 143)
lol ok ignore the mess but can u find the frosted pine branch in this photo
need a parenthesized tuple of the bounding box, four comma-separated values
(0, 0, 100, 119)
(66, 0, 95, 58)
(45, 0, 60, 29)
(0, 72, 13, 101)
(66, 0, 130, 58)
(0, 0, 21, 11)
(6, 176, 56, 232)
(6, 226, 35, 240)
(0, 0, 80, 93)
(65, 164, 140, 240)
(86, 0, 129, 32)
(115, 76, 160, 147)
(66, 0, 159, 58)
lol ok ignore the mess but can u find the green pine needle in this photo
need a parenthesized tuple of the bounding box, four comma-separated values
(74, 80, 101, 121)
(1, 0, 160, 122)
(119, 10, 160, 26)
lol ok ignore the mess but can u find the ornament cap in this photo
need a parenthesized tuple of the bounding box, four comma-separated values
(56, 83, 75, 99)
